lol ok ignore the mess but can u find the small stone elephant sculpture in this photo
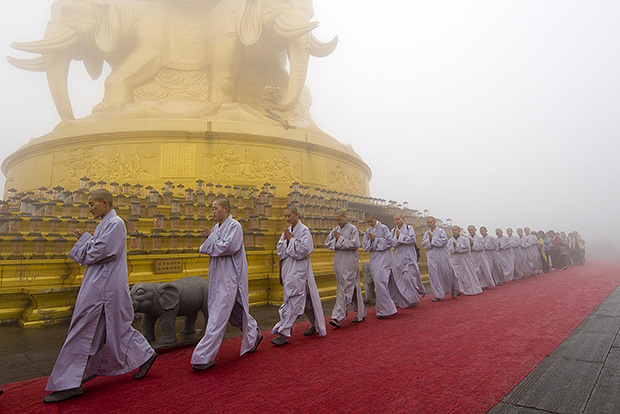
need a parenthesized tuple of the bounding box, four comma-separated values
(130, 276, 209, 346)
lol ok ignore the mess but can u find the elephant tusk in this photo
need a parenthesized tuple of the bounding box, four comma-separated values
(309, 33, 338, 58)
(11, 27, 79, 54)
(6, 55, 46, 72)
(273, 15, 319, 41)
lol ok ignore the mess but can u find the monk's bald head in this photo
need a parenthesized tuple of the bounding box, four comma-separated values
(89, 189, 113, 206)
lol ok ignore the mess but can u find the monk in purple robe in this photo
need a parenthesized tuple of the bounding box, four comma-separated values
(362, 213, 398, 318)
(271, 205, 326, 345)
(508, 228, 524, 280)
(325, 209, 366, 328)
(467, 225, 495, 289)
(524, 227, 540, 275)
(480, 226, 504, 285)
(191, 198, 262, 371)
(44, 190, 156, 403)
(495, 228, 516, 282)
(422, 217, 457, 302)
(389, 214, 422, 307)
(447, 226, 483, 295)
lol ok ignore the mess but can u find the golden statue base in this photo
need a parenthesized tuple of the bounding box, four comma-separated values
(2, 116, 371, 197)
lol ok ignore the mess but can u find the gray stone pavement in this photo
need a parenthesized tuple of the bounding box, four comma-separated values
(489, 286, 620, 414)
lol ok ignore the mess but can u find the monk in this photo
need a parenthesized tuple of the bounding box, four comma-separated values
(271, 205, 326, 345)
(447, 226, 483, 295)
(422, 216, 457, 302)
(44, 189, 156, 403)
(507, 228, 524, 281)
(191, 198, 262, 371)
(363, 212, 398, 318)
(495, 228, 516, 282)
(325, 209, 366, 328)
(467, 225, 495, 289)
(480, 226, 504, 285)
(391, 214, 426, 297)
(389, 214, 422, 307)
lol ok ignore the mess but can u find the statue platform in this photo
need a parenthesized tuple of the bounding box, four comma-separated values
(2, 114, 371, 198)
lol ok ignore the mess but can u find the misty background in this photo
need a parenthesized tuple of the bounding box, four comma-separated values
(1, 1, 619, 257)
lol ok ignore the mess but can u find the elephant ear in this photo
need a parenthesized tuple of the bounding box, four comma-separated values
(157, 284, 180, 311)
(83, 54, 104, 80)
(94, 0, 121, 54)
(238, 0, 263, 46)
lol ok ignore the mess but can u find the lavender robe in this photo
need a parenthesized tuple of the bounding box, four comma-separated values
(363, 221, 397, 317)
(389, 225, 422, 307)
(468, 234, 495, 288)
(422, 227, 456, 299)
(272, 221, 327, 337)
(191, 215, 259, 364)
(510, 235, 525, 280)
(447, 236, 483, 295)
(523, 234, 540, 274)
(47, 209, 154, 392)
(482, 234, 505, 285)
(496, 235, 515, 281)
(325, 221, 366, 322)
(392, 224, 426, 296)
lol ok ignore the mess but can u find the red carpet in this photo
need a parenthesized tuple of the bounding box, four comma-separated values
(2, 260, 620, 414)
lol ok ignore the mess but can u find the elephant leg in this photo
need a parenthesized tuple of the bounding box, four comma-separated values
(141, 314, 157, 343)
(156, 313, 178, 346)
(96, 46, 162, 112)
(180, 313, 198, 339)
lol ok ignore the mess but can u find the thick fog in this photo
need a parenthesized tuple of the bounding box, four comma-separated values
(1, 1, 619, 257)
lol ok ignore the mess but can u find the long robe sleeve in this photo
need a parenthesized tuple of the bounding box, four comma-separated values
(277, 225, 312, 260)
(199, 224, 243, 257)
(326, 225, 360, 251)
(68, 223, 123, 266)
(392, 225, 416, 248)
(471, 235, 485, 252)
(363, 222, 393, 252)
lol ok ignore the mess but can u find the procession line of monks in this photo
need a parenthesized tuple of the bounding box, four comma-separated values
(35, 193, 549, 403)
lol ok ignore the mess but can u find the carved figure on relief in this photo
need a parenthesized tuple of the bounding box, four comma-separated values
(59, 147, 156, 185)
(329, 164, 364, 195)
(9, 0, 337, 126)
(204, 147, 299, 182)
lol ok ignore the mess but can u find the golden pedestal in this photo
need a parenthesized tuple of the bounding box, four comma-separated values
(2, 119, 371, 197)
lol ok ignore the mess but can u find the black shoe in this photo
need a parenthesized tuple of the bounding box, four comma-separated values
(43, 386, 84, 403)
(412, 302, 419, 308)
(271, 335, 289, 346)
(432, 298, 441, 302)
(134, 353, 157, 380)
(0, 389, 3, 397)
(303, 326, 317, 335)
(192, 361, 215, 371)
(377, 315, 388, 319)
(247, 332, 263, 353)
(329, 319, 341, 329)
(352, 316, 365, 323)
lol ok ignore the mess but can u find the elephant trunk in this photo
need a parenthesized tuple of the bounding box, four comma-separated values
(274, 34, 311, 112)
(44, 52, 75, 120)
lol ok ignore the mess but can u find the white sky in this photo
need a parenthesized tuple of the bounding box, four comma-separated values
(1, 1, 619, 253)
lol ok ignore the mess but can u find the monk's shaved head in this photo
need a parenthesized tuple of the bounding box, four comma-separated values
(89, 189, 113, 206)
